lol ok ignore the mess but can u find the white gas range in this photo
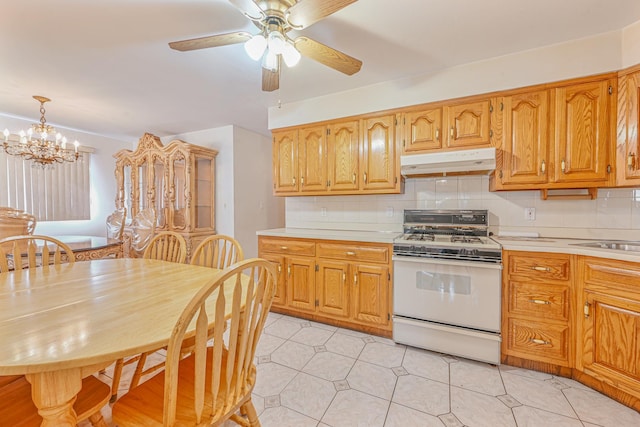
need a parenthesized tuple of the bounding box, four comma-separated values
(392, 209, 503, 364)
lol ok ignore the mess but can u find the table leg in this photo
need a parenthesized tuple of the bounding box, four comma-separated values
(26, 368, 81, 427)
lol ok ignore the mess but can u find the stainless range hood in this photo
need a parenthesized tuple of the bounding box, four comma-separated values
(401, 147, 496, 177)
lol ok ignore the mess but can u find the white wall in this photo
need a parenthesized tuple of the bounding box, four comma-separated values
(167, 126, 284, 258)
(622, 19, 640, 67)
(269, 30, 623, 129)
(285, 176, 640, 241)
(0, 114, 131, 236)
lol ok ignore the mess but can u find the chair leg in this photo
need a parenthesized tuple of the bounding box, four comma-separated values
(130, 352, 149, 389)
(88, 410, 109, 427)
(110, 359, 124, 403)
(240, 399, 261, 427)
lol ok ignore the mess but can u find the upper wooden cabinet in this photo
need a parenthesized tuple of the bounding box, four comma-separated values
(400, 98, 492, 154)
(616, 66, 640, 186)
(272, 115, 401, 196)
(114, 133, 218, 259)
(272, 125, 328, 194)
(491, 75, 616, 191)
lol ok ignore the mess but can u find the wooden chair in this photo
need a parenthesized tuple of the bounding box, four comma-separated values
(0, 207, 36, 241)
(129, 207, 156, 257)
(106, 207, 127, 240)
(110, 230, 187, 401)
(0, 236, 108, 426)
(190, 234, 244, 269)
(0, 235, 75, 272)
(0, 374, 111, 427)
(143, 231, 187, 264)
(112, 258, 277, 427)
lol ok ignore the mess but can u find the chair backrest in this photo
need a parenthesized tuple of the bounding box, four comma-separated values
(162, 258, 276, 425)
(143, 231, 187, 264)
(190, 235, 244, 269)
(0, 208, 36, 241)
(0, 235, 76, 272)
(106, 207, 127, 240)
(130, 208, 156, 255)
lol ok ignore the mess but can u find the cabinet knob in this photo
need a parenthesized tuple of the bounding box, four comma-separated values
(280, 246, 288, 250)
(352, 173, 356, 184)
(561, 159, 566, 173)
(529, 299, 551, 305)
(292, 176, 296, 186)
(300, 176, 304, 186)
(529, 338, 550, 345)
(584, 301, 590, 318)
(435, 128, 440, 141)
(287, 265, 291, 276)
(531, 266, 551, 272)
(363, 172, 367, 183)
(353, 274, 357, 285)
(628, 153, 635, 171)
(277, 264, 282, 273)
(450, 127, 455, 138)
(345, 251, 356, 256)
(540, 160, 546, 174)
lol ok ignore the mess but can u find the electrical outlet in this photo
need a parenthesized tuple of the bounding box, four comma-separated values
(524, 207, 536, 221)
(386, 206, 394, 217)
(321, 207, 327, 217)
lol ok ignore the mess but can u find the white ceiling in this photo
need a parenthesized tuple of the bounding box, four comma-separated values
(2, 0, 640, 142)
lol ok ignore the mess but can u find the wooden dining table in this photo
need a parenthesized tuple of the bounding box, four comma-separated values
(0, 258, 242, 426)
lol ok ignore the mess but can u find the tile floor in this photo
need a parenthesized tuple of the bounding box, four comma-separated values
(85, 313, 640, 427)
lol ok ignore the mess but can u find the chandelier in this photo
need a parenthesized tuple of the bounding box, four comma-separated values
(3, 96, 80, 168)
(243, 19, 301, 70)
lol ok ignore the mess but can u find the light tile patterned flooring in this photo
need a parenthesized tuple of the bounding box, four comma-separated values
(86, 312, 640, 427)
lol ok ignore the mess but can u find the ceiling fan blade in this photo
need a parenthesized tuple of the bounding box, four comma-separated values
(169, 31, 252, 52)
(286, 0, 357, 29)
(262, 64, 280, 92)
(294, 36, 362, 75)
(228, 0, 265, 21)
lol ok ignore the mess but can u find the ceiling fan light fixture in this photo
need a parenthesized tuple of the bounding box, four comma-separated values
(262, 50, 278, 72)
(282, 41, 301, 67)
(244, 34, 267, 61)
(267, 31, 286, 55)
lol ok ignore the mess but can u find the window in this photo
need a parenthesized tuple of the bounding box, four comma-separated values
(0, 150, 91, 221)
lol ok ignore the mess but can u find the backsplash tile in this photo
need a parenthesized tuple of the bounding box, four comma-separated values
(285, 176, 640, 239)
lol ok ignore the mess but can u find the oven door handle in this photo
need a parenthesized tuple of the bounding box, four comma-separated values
(392, 255, 503, 270)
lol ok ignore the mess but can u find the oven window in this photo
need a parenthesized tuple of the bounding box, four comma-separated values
(415, 271, 471, 295)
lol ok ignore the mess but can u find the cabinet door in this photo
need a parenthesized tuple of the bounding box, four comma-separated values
(499, 91, 550, 186)
(402, 108, 443, 153)
(298, 125, 328, 192)
(617, 70, 640, 184)
(261, 253, 286, 307)
(581, 290, 640, 386)
(327, 120, 359, 192)
(273, 129, 299, 194)
(444, 99, 491, 148)
(317, 260, 350, 319)
(286, 256, 316, 313)
(352, 264, 389, 326)
(361, 115, 399, 191)
(553, 79, 613, 184)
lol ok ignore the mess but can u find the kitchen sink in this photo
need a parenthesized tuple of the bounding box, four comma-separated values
(570, 241, 640, 252)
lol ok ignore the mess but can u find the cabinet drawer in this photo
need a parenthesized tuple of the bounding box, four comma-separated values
(507, 252, 571, 282)
(259, 237, 315, 257)
(505, 318, 570, 365)
(506, 280, 570, 321)
(316, 243, 389, 263)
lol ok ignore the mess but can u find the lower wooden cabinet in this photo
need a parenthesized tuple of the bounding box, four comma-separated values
(258, 236, 392, 336)
(577, 256, 640, 405)
(502, 251, 574, 367)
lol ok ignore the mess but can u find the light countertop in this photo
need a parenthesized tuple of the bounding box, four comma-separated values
(492, 236, 640, 263)
(256, 228, 401, 244)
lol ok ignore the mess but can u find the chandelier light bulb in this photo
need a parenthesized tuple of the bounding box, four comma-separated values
(282, 42, 301, 67)
(267, 31, 286, 55)
(262, 50, 278, 72)
(244, 34, 267, 61)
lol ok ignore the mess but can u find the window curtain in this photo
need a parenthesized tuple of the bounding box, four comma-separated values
(0, 150, 91, 221)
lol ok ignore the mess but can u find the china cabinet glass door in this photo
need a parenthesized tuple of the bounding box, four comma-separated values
(154, 158, 165, 228)
(194, 156, 213, 229)
(172, 157, 186, 229)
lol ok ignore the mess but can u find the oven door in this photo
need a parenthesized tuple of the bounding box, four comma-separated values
(393, 256, 502, 333)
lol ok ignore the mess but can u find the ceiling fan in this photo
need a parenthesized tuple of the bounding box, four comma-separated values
(168, 0, 362, 92)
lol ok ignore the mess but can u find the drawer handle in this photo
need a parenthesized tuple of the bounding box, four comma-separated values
(529, 299, 551, 305)
(345, 251, 356, 256)
(280, 246, 288, 250)
(531, 266, 551, 272)
(529, 338, 550, 345)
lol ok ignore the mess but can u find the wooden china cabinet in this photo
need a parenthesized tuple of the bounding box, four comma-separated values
(114, 133, 218, 260)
